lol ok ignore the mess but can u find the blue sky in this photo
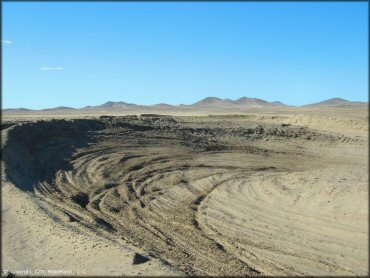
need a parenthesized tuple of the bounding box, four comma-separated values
(3, 2, 368, 109)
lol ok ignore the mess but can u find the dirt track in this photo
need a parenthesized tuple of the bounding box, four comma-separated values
(2, 114, 368, 276)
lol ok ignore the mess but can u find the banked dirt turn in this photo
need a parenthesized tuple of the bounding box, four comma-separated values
(2, 115, 368, 276)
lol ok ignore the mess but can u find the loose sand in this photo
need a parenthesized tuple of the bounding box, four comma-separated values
(1, 109, 368, 276)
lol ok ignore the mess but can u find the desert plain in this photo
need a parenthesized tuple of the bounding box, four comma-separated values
(1, 101, 368, 276)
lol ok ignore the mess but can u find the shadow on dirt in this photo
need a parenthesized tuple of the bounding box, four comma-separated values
(2, 119, 106, 192)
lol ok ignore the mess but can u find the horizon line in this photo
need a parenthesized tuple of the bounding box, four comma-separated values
(2, 96, 368, 110)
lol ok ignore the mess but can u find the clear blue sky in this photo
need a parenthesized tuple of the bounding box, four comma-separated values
(3, 2, 368, 109)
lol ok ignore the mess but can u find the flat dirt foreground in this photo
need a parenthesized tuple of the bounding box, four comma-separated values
(1, 112, 368, 276)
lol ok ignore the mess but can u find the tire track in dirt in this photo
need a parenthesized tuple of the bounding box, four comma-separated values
(2, 115, 366, 275)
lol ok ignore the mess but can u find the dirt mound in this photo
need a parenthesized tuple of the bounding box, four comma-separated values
(2, 116, 367, 275)
(286, 114, 368, 131)
(2, 119, 105, 191)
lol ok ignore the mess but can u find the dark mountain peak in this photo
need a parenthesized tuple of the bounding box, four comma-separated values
(93, 101, 136, 108)
(193, 97, 222, 105)
(235, 97, 269, 105)
(99, 101, 130, 108)
(272, 101, 288, 106)
(320, 98, 350, 105)
(236, 96, 250, 101)
(42, 106, 75, 111)
(304, 98, 352, 107)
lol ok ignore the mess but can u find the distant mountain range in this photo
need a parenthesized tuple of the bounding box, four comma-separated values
(3, 97, 367, 112)
(192, 97, 287, 107)
(302, 98, 367, 108)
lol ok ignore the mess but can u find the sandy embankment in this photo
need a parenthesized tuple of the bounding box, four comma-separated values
(1, 120, 182, 276)
(2, 182, 181, 276)
(1, 113, 368, 276)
